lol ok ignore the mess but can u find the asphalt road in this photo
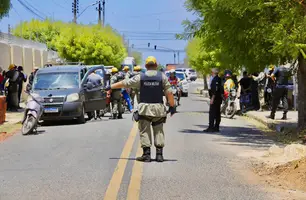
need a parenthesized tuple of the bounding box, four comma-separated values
(0, 80, 292, 200)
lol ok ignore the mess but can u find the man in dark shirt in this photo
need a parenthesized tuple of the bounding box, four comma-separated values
(17, 66, 27, 107)
(269, 65, 291, 120)
(6, 64, 20, 111)
(239, 71, 252, 113)
(204, 68, 223, 132)
(26, 67, 39, 92)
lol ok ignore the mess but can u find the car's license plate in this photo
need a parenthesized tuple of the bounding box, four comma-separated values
(44, 108, 59, 113)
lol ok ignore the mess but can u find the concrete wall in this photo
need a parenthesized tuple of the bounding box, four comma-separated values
(11, 45, 23, 67)
(23, 48, 33, 76)
(42, 50, 48, 65)
(33, 49, 42, 67)
(0, 42, 11, 71)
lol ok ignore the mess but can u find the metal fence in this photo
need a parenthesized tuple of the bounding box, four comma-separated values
(0, 32, 47, 50)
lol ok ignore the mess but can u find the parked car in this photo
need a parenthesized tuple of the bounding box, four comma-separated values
(185, 68, 197, 81)
(165, 71, 189, 97)
(30, 65, 107, 124)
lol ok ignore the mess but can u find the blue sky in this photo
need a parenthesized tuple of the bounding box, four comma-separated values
(0, 0, 195, 65)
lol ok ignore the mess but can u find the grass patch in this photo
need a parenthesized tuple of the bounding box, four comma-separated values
(0, 123, 21, 134)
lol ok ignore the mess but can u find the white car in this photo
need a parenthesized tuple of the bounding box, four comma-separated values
(166, 71, 189, 97)
(185, 68, 197, 81)
(175, 68, 197, 81)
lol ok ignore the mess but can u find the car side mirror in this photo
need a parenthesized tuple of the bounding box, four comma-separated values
(84, 82, 94, 90)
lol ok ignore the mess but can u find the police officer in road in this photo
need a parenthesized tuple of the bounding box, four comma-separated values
(204, 68, 223, 132)
(131, 65, 142, 104)
(105, 56, 175, 162)
(123, 66, 132, 79)
(269, 65, 291, 120)
(110, 67, 125, 119)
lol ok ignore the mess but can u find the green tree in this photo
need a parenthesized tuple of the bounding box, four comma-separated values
(131, 51, 143, 65)
(13, 19, 64, 50)
(54, 25, 127, 66)
(13, 20, 127, 66)
(0, 0, 11, 20)
(181, 0, 306, 130)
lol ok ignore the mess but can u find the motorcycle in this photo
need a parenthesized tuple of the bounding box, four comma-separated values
(171, 85, 179, 112)
(21, 92, 44, 135)
(221, 91, 237, 119)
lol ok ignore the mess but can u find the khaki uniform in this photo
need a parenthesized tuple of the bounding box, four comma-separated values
(110, 74, 123, 116)
(122, 70, 171, 148)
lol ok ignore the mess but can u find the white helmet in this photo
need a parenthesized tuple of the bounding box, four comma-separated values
(169, 69, 175, 74)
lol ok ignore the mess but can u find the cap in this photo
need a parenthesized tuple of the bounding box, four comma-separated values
(8, 64, 15, 70)
(145, 56, 157, 65)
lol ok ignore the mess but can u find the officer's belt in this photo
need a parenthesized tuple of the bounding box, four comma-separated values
(139, 115, 166, 126)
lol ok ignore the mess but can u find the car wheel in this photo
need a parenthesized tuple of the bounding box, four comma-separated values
(77, 105, 86, 124)
(185, 93, 188, 97)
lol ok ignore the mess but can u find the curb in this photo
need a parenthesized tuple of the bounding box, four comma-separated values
(245, 112, 297, 133)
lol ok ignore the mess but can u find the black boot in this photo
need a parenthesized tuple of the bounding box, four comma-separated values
(156, 148, 164, 162)
(203, 127, 214, 132)
(269, 113, 275, 120)
(117, 113, 123, 119)
(213, 125, 220, 132)
(136, 147, 151, 162)
(281, 113, 287, 120)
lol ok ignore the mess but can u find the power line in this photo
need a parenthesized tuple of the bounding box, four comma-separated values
(51, 0, 69, 10)
(115, 10, 180, 19)
(24, 0, 49, 18)
(16, 0, 44, 20)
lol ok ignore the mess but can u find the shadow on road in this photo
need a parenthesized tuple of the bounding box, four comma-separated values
(109, 157, 178, 162)
(180, 124, 274, 148)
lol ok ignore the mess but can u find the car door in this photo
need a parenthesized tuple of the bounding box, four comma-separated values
(81, 66, 107, 112)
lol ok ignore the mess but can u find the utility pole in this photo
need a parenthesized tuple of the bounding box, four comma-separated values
(97, 1, 102, 27)
(174, 52, 176, 64)
(8, 24, 11, 35)
(177, 51, 180, 64)
(102, 0, 105, 27)
(72, 0, 79, 23)
(127, 39, 130, 56)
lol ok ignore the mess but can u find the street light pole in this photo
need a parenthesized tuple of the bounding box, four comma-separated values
(102, 0, 105, 27)
(97, 1, 102, 26)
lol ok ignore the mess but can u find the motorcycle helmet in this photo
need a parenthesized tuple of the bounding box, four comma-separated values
(169, 69, 176, 74)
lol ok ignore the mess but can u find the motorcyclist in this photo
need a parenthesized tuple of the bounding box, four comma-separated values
(168, 69, 181, 105)
(223, 72, 236, 100)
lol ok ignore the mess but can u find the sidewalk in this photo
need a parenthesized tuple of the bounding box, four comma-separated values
(246, 110, 297, 132)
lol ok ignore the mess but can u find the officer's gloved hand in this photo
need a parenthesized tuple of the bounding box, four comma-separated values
(168, 106, 175, 116)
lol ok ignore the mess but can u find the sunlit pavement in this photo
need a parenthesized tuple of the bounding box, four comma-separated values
(0, 82, 287, 200)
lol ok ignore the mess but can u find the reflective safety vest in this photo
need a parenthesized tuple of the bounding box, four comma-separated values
(140, 71, 163, 104)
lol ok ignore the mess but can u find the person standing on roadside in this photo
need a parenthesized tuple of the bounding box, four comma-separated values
(105, 56, 175, 162)
(268, 65, 291, 120)
(17, 66, 27, 107)
(204, 68, 223, 132)
(6, 64, 20, 111)
(26, 67, 39, 92)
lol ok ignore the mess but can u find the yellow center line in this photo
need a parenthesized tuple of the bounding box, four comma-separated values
(126, 142, 144, 200)
(103, 123, 138, 200)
